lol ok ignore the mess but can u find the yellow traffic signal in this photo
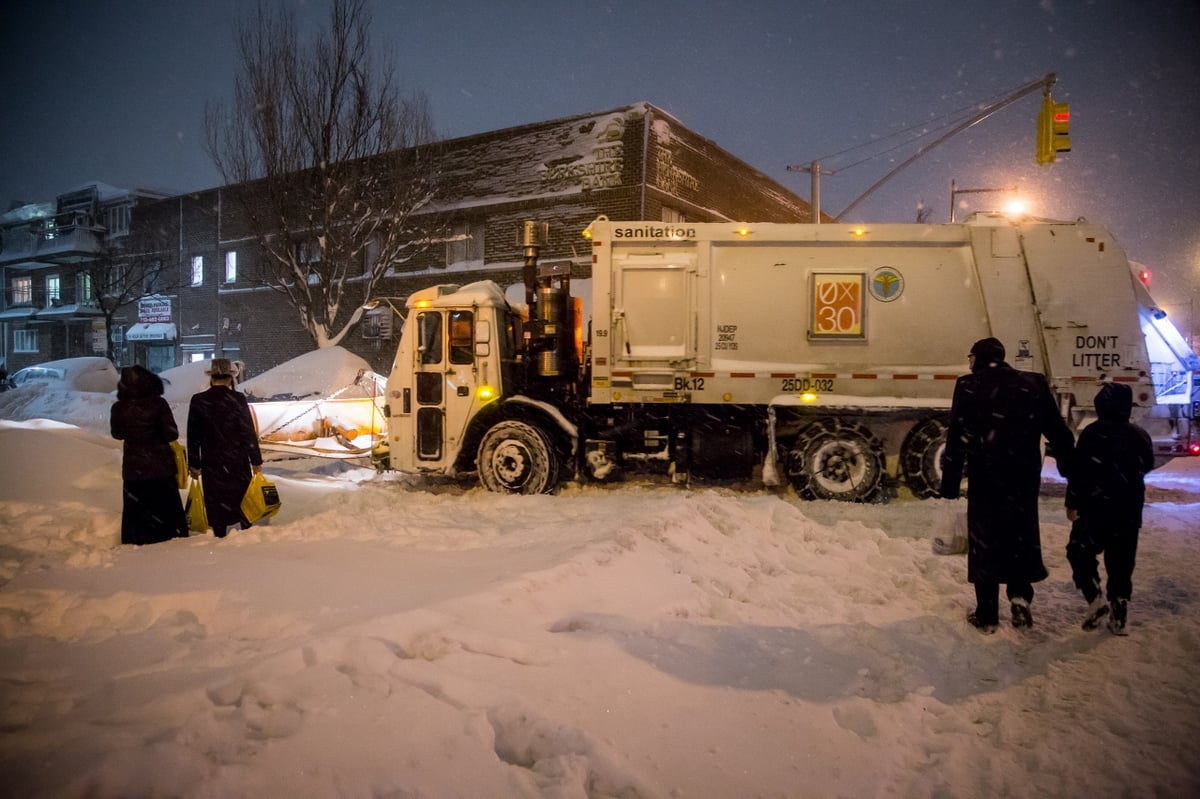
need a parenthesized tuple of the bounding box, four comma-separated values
(1037, 96, 1071, 165)
(1052, 101, 1071, 157)
(1036, 96, 1053, 164)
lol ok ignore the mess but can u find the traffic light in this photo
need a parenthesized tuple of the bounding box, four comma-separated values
(1052, 101, 1071, 157)
(1037, 97, 1052, 164)
(1036, 96, 1071, 165)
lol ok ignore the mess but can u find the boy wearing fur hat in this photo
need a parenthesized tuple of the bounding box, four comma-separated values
(1066, 381, 1156, 634)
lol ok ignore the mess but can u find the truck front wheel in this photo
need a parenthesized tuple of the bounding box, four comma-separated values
(787, 420, 885, 502)
(477, 421, 558, 494)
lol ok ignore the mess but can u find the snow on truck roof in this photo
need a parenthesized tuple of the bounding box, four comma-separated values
(408, 281, 510, 309)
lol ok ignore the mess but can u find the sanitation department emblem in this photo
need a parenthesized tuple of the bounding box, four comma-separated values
(869, 267, 905, 302)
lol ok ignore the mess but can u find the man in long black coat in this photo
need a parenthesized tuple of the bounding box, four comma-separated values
(939, 337, 1076, 632)
(187, 359, 262, 538)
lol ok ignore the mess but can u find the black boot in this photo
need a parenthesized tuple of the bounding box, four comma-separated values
(1107, 599, 1128, 635)
(1011, 598, 1033, 629)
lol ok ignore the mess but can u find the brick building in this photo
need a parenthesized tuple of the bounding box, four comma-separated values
(2, 103, 813, 378)
(0, 184, 169, 374)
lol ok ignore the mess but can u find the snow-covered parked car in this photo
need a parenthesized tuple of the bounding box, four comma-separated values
(9, 357, 119, 393)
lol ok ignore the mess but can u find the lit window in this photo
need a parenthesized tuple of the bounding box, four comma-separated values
(191, 256, 204, 287)
(11, 276, 33, 305)
(46, 275, 61, 305)
(225, 251, 237, 283)
(14, 329, 38, 353)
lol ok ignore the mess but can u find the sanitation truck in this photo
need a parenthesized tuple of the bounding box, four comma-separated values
(258, 214, 1199, 501)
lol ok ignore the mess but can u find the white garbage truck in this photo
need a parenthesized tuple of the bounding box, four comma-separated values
(271, 214, 1200, 500)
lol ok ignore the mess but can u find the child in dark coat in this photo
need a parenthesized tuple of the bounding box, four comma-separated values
(1065, 382, 1156, 634)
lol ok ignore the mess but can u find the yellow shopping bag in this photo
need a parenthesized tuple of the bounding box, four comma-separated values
(185, 478, 208, 532)
(169, 440, 188, 489)
(241, 472, 281, 523)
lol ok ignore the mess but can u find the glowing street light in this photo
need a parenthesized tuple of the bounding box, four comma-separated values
(949, 180, 1021, 222)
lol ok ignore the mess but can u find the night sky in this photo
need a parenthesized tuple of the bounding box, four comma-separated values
(2, 0, 1197, 322)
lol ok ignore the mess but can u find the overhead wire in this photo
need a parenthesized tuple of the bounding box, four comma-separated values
(801, 85, 1022, 173)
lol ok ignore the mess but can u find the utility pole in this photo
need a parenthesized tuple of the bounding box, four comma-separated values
(833, 73, 1058, 222)
(785, 161, 836, 223)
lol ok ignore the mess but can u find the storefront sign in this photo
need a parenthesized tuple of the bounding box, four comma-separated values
(138, 296, 172, 323)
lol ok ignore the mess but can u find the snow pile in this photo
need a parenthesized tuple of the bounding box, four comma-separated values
(239, 347, 378, 401)
(0, 348, 377, 441)
(1, 368, 1200, 797)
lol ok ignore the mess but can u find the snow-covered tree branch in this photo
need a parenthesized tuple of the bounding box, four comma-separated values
(204, 0, 441, 348)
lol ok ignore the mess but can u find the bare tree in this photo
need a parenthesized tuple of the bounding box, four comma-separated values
(82, 244, 179, 363)
(204, 0, 440, 348)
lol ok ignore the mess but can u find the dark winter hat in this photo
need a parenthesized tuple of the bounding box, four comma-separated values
(969, 337, 1006, 363)
(118, 365, 163, 398)
(1094, 381, 1133, 422)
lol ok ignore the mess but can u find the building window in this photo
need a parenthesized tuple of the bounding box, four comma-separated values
(296, 239, 321, 264)
(662, 206, 686, 224)
(191, 256, 204, 287)
(446, 221, 484, 266)
(144, 261, 163, 294)
(225, 251, 237, 283)
(105, 204, 131, 237)
(46, 274, 61, 306)
(104, 262, 130, 298)
(13, 329, 38, 353)
(11, 276, 33, 305)
(77, 273, 95, 306)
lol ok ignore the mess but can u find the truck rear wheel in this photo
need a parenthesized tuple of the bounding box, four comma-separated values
(477, 421, 558, 494)
(900, 416, 949, 499)
(787, 420, 885, 502)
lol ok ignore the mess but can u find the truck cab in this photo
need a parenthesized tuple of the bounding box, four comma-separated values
(382, 282, 518, 477)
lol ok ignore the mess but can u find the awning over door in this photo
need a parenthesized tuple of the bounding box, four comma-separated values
(126, 322, 178, 341)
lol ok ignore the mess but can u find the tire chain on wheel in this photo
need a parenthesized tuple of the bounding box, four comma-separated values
(786, 419, 886, 502)
(899, 416, 950, 499)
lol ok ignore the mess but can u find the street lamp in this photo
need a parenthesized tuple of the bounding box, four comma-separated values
(950, 180, 1021, 223)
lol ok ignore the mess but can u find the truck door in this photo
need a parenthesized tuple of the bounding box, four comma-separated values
(613, 253, 696, 367)
(412, 308, 478, 469)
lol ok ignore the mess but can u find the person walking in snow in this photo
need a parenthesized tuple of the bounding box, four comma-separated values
(1065, 381, 1155, 635)
(939, 337, 1076, 633)
(110, 365, 188, 545)
(186, 358, 263, 538)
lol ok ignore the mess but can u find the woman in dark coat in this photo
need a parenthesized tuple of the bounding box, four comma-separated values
(939, 337, 1076, 632)
(186, 358, 262, 538)
(111, 365, 188, 545)
(1065, 381, 1155, 634)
